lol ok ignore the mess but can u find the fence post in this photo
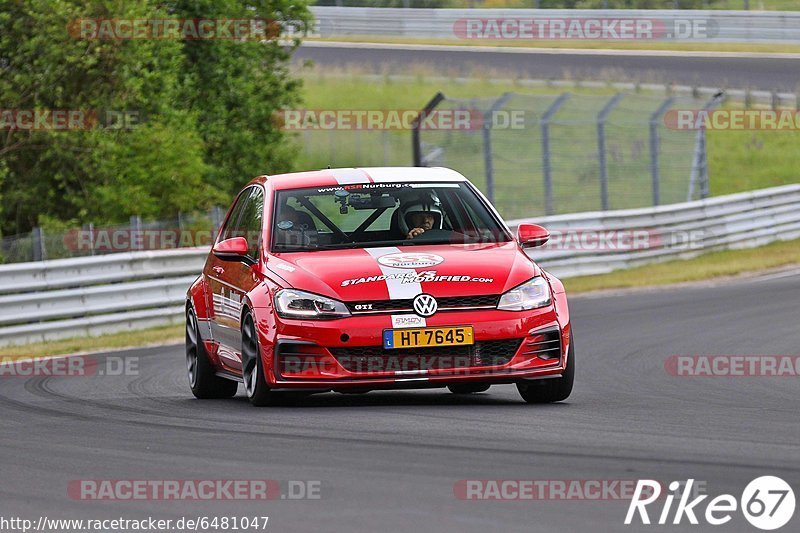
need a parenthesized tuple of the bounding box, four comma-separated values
(412, 92, 445, 166)
(88, 222, 96, 256)
(597, 93, 624, 211)
(688, 92, 725, 201)
(211, 206, 223, 241)
(482, 92, 514, 204)
(130, 215, 142, 251)
(540, 93, 570, 216)
(649, 96, 675, 207)
(32, 227, 45, 261)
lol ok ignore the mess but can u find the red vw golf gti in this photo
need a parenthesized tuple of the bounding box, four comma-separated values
(186, 167, 574, 406)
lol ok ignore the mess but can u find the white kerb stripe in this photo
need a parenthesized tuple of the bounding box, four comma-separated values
(365, 247, 422, 300)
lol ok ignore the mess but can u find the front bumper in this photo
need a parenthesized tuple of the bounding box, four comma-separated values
(263, 306, 570, 391)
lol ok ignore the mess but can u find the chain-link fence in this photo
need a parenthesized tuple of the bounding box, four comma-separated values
(285, 90, 724, 220)
(414, 91, 723, 219)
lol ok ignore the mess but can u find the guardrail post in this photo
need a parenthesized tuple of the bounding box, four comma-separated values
(597, 93, 624, 211)
(412, 92, 445, 167)
(211, 206, 223, 241)
(482, 92, 514, 204)
(541, 93, 570, 216)
(649, 96, 675, 207)
(31, 227, 45, 261)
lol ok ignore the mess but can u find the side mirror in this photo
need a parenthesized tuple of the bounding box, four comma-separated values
(212, 237, 253, 263)
(517, 223, 549, 248)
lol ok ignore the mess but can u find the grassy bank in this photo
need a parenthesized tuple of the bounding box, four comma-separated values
(308, 37, 800, 55)
(563, 238, 800, 293)
(0, 324, 183, 361)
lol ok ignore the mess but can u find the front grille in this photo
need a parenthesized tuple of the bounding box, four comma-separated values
(329, 339, 522, 373)
(346, 294, 500, 314)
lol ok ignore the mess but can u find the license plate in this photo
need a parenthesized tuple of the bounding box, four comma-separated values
(383, 326, 474, 349)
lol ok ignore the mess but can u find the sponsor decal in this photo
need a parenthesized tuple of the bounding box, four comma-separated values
(391, 315, 427, 329)
(272, 262, 295, 273)
(341, 270, 493, 287)
(316, 183, 412, 193)
(377, 252, 444, 269)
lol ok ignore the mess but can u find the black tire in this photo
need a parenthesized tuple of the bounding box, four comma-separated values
(241, 312, 282, 407)
(447, 383, 491, 394)
(516, 331, 575, 404)
(186, 308, 238, 399)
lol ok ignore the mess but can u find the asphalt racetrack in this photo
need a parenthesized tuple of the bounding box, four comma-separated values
(296, 42, 800, 93)
(2, 270, 798, 532)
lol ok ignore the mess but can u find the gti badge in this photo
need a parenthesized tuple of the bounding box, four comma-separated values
(413, 294, 438, 317)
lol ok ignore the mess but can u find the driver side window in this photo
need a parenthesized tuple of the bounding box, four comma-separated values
(238, 187, 265, 260)
(218, 189, 250, 243)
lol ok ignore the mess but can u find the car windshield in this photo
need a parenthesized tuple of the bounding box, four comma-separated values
(271, 182, 511, 252)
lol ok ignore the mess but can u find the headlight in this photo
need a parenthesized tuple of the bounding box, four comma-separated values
(274, 289, 351, 319)
(497, 277, 551, 311)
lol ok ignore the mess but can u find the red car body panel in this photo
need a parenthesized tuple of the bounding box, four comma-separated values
(187, 167, 571, 392)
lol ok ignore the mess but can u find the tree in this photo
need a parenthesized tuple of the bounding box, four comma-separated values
(0, 0, 311, 235)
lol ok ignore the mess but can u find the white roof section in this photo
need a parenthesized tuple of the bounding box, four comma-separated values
(359, 167, 468, 183)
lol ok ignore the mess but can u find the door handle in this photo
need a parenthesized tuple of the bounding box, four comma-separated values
(212, 266, 225, 276)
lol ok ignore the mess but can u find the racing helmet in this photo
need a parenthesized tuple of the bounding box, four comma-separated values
(397, 191, 444, 235)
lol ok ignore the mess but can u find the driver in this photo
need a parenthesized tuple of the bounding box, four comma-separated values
(406, 212, 436, 239)
(397, 193, 444, 239)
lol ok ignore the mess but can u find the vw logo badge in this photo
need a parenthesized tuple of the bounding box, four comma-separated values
(413, 294, 438, 317)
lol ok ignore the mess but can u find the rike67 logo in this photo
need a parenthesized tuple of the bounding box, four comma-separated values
(625, 477, 795, 530)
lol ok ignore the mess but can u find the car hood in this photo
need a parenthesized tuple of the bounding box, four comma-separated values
(268, 242, 540, 302)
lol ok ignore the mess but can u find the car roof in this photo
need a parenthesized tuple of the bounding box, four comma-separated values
(249, 167, 468, 191)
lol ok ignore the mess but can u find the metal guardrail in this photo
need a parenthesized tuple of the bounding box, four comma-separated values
(512, 184, 800, 277)
(310, 7, 800, 44)
(1, 184, 799, 347)
(0, 249, 207, 346)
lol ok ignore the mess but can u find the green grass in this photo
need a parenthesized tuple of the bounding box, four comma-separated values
(563, 237, 800, 293)
(0, 323, 183, 360)
(309, 36, 800, 55)
(708, 129, 800, 196)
